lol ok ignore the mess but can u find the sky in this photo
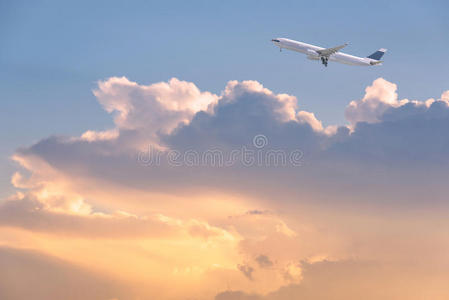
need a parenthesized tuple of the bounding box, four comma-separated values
(1, 0, 448, 199)
(1, 1, 449, 299)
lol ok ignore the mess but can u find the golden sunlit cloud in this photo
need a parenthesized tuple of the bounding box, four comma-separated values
(2, 77, 449, 300)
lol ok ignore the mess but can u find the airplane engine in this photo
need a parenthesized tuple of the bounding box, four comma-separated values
(307, 49, 319, 57)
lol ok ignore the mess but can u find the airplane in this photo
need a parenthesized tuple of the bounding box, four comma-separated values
(271, 38, 387, 67)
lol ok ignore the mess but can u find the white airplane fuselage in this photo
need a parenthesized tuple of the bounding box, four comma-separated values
(272, 38, 382, 66)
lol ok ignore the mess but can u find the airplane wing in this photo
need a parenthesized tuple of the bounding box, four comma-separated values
(316, 43, 348, 56)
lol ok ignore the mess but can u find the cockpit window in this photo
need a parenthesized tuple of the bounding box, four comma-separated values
(272, 39, 280, 43)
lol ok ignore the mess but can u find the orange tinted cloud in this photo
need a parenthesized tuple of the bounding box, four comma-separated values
(3, 77, 449, 299)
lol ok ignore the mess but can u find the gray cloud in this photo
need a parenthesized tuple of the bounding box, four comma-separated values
(162, 85, 324, 153)
(216, 291, 262, 300)
(8, 77, 449, 214)
(237, 264, 255, 280)
(328, 100, 449, 165)
(255, 255, 273, 268)
(245, 210, 270, 215)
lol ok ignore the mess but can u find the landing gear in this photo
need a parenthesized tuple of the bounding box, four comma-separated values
(280, 47, 282, 52)
(320, 56, 328, 67)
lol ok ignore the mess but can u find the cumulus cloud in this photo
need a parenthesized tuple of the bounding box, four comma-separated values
(441, 90, 449, 102)
(332, 91, 449, 165)
(345, 78, 405, 126)
(86, 77, 219, 149)
(216, 260, 449, 300)
(6, 76, 449, 234)
(344, 77, 449, 129)
(8, 76, 449, 213)
(3, 76, 449, 300)
(8, 77, 332, 211)
(94, 77, 218, 134)
(164, 80, 325, 153)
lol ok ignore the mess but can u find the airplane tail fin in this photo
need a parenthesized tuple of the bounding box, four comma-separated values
(367, 48, 387, 60)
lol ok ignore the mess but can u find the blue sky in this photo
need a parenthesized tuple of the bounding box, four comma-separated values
(3, 2, 449, 299)
(1, 0, 448, 198)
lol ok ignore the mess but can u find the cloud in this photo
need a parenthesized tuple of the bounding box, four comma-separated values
(216, 291, 262, 300)
(255, 255, 273, 268)
(441, 90, 449, 102)
(9, 76, 449, 212)
(164, 80, 325, 152)
(0, 195, 235, 241)
(9, 77, 329, 210)
(216, 260, 449, 300)
(344, 77, 449, 129)
(7, 76, 449, 236)
(87, 77, 219, 150)
(0, 247, 128, 300)
(331, 94, 449, 165)
(345, 78, 402, 125)
(0, 196, 169, 238)
(4, 76, 449, 299)
(94, 77, 218, 135)
(238, 263, 255, 280)
(245, 209, 270, 215)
